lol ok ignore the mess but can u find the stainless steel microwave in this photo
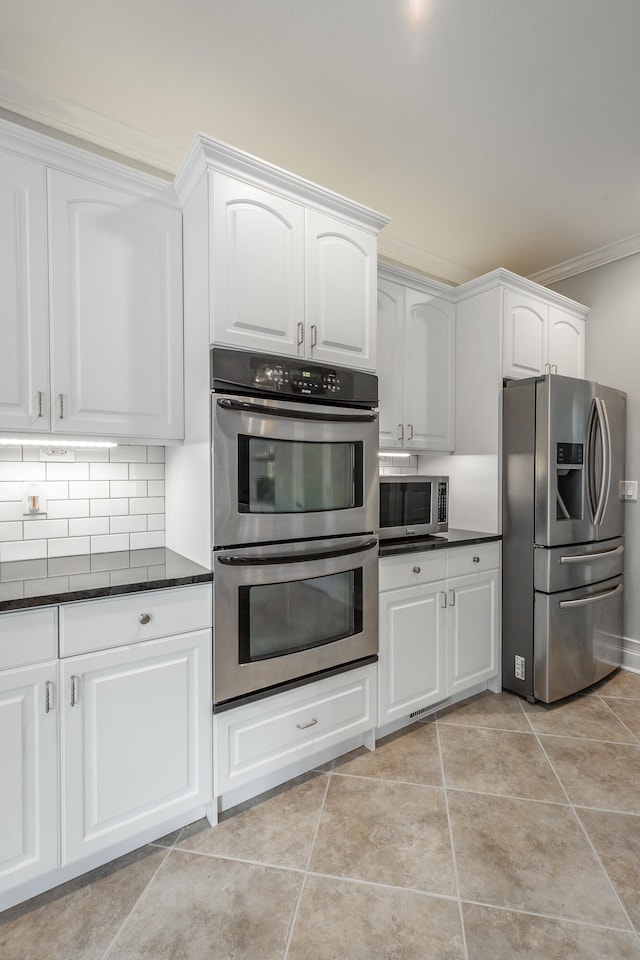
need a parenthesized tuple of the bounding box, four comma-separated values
(379, 475, 449, 539)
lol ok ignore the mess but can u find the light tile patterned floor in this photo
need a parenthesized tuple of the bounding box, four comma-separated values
(2, 670, 640, 959)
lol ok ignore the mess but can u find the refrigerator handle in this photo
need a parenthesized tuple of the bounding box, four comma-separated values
(558, 582, 623, 608)
(559, 544, 624, 564)
(585, 399, 598, 523)
(594, 398, 612, 526)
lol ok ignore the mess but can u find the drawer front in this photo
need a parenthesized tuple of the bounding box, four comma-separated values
(447, 542, 500, 579)
(0, 607, 57, 669)
(215, 664, 376, 795)
(379, 551, 446, 593)
(60, 583, 212, 657)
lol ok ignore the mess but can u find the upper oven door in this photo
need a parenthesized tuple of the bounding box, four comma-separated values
(212, 393, 379, 548)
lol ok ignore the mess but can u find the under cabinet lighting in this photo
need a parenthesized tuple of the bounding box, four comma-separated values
(378, 452, 412, 458)
(0, 438, 118, 448)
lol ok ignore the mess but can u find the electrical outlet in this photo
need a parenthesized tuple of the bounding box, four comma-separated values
(619, 480, 638, 501)
(39, 447, 76, 462)
(514, 655, 525, 681)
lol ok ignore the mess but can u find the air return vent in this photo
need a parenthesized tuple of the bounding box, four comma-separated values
(409, 697, 451, 720)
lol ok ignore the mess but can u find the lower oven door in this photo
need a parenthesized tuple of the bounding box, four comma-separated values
(213, 535, 379, 706)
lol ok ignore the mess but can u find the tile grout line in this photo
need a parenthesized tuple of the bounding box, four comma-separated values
(596, 695, 640, 744)
(435, 716, 470, 960)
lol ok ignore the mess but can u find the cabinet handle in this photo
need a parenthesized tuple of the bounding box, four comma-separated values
(296, 718, 318, 730)
(58, 394, 65, 419)
(448, 589, 456, 607)
(544, 363, 550, 374)
(407, 424, 414, 441)
(440, 591, 447, 608)
(413, 565, 421, 574)
(398, 424, 404, 442)
(311, 324, 318, 348)
(37, 391, 44, 418)
(552, 364, 558, 374)
(297, 321, 304, 346)
(472, 556, 480, 564)
(45, 680, 54, 714)
(139, 613, 152, 625)
(70, 675, 79, 707)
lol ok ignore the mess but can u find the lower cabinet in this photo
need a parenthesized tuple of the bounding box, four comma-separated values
(214, 663, 376, 801)
(378, 543, 500, 730)
(60, 629, 211, 864)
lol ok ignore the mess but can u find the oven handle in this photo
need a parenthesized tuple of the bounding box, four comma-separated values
(217, 537, 378, 566)
(216, 397, 377, 423)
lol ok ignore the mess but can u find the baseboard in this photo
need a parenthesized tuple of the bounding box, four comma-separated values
(622, 637, 640, 674)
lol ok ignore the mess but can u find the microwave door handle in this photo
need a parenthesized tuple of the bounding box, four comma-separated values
(217, 538, 378, 566)
(216, 397, 377, 424)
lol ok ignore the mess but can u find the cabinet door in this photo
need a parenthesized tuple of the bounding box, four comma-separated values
(61, 630, 211, 865)
(47, 169, 183, 440)
(0, 151, 50, 432)
(403, 289, 455, 451)
(447, 570, 499, 696)
(378, 583, 447, 726)
(376, 279, 405, 449)
(503, 289, 548, 379)
(211, 172, 304, 356)
(548, 307, 585, 379)
(306, 211, 377, 370)
(0, 662, 58, 895)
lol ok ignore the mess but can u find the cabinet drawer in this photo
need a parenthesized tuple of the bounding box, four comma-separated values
(214, 664, 376, 795)
(59, 583, 212, 657)
(379, 551, 446, 592)
(446, 542, 500, 579)
(0, 607, 57, 669)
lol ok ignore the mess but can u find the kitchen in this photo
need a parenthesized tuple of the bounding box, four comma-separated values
(2, 1, 640, 957)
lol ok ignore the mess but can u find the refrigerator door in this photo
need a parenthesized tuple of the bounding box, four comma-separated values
(534, 536, 624, 593)
(591, 383, 626, 541)
(533, 574, 623, 702)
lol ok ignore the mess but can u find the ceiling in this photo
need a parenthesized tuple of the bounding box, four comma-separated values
(2, 0, 640, 284)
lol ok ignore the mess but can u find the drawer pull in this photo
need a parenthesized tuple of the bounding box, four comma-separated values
(139, 613, 152, 625)
(296, 718, 318, 730)
(413, 565, 421, 574)
(472, 556, 480, 564)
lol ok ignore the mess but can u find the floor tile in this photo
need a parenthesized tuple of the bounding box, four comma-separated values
(578, 808, 640, 932)
(541, 736, 640, 813)
(436, 690, 530, 732)
(439, 724, 567, 802)
(287, 875, 465, 960)
(176, 772, 328, 869)
(0, 846, 167, 960)
(447, 791, 631, 926)
(310, 775, 455, 895)
(463, 903, 640, 960)
(107, 851, 302, 960)
(522, 691, 638, 742)
(603, 697, 640, 739)
(329, 720, 442, 786)
(594, 669, 640, 700)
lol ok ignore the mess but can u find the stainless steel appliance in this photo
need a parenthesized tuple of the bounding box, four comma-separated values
(502, 374, 626, 703)
(379, 475, 448, 540)
(211, 347, 379, 708)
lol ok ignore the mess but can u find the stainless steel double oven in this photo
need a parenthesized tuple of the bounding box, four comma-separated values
(211, 348, 379, 708)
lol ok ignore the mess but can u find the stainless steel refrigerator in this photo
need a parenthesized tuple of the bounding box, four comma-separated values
(502, 374, 626, 703)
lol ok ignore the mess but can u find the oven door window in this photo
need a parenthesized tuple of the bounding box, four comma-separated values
(238, 569, 363, 662)
(238, 436, 363, 514)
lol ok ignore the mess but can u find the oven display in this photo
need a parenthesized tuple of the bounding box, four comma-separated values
(250, 357, 342, 396)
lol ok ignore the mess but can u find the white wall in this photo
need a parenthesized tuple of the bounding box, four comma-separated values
(550, 255, 640, 665)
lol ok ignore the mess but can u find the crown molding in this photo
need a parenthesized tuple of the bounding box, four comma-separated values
(378, 260, 456, 300)
(377, 236, 475, 286)
(0, 69, 184, 175)
(455, 267, 589, 316)
(529, 232, 640, 286)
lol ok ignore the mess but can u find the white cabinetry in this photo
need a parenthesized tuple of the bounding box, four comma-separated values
(214, 663, 376, 808)
(0, 609, 58, 896)
(0, 118, 183, 442)
(378, 543, 500, 731)
(503, 285, 586, 381)
(175, 136, 388, 372)
(377, 265, 455, 451)
(59, 585, 211, 864)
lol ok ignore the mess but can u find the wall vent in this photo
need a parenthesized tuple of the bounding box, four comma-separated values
(409, 697, 452, 720)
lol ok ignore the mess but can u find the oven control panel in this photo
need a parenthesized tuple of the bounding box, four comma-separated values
(253, 360, 342, 396)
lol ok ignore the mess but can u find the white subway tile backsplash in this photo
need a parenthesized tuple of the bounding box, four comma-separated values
(69, 481, 110, 500)
(0, 446, 166, 559)
(24, 576, 70, 598)
(69, 517, 110, 537)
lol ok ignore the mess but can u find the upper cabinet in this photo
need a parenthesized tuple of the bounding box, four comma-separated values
(503, 286, 585, 380)
(175, 136, 388, 372)
(0, 120, 184, 442)
(377, 265, 455, 452)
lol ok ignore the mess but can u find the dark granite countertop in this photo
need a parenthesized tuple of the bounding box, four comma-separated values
(378, 528, 501, 558)
(0, 548, 212, 613)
